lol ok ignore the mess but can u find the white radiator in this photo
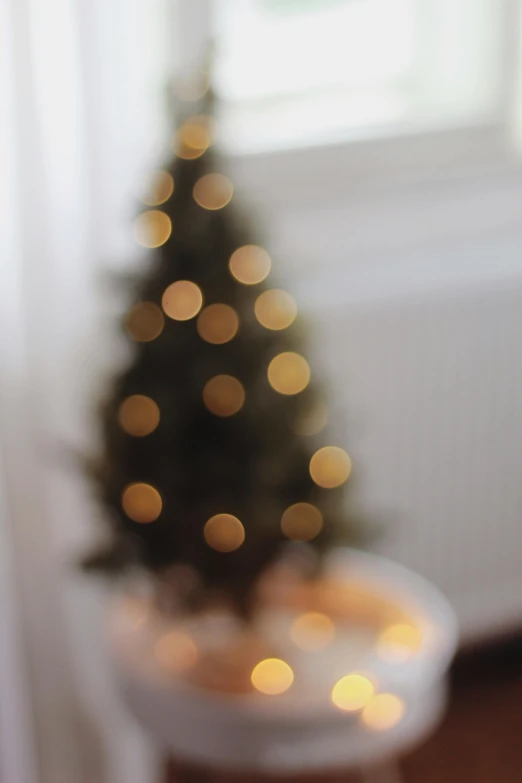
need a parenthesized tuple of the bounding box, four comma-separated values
(299, 253, 522, 643)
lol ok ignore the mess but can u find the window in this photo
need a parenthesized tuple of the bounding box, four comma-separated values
(212, 0, 507, 154)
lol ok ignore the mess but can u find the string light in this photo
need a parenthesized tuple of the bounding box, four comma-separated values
(267, 352, 310, 395)
(251, 658, 294, 695)
(122, 483, 162, 523)
(331, 673, 375, 712)
(293, 401, 328, 436)
(118, 395, 160, 437)
(134, 210, 172, 248)
(361, 693, 405, 731)
(229, 245, 271, 285)
(125, 302, 164, 342)
(203, 375, 245, 417)
(197, 304, 239, 344)
(142, 171, 174, 206)
(155, 630, 199, 675)
(309, 446, 352, 488)
(193, 174, 233, 210)
(176, 116, 212, 160)
(281, 502, 323, 542)
(377, 624, 422, 663)
(204, 514, 245, 552)
(162, 281, 203, 321)
(290, 612, 335, 651)
(255, 289, 297, 331)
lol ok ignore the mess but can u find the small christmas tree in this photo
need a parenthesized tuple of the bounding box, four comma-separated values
(86, 80, 357, 617)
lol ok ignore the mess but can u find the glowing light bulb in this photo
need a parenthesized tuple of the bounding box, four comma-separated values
(291, 612, 335, 651)
(281, 503, 323, 542)
(125, 302, 164, 342)
(229, 245, 271, 285)
(142, 171, 174, 206)
(255, 289, 297, 331)
(162, 281, 203, 321)
(118, 395, 160, 437)
(197, 304, 239, 344)
(204, 514, 245, 552)
(155, 630, 198, 675)
(361, 693, 405, 731)
(331, 674, 375, 712)
(134, 210, 172, 248)
(377, 624, 422, 663)
(203, 375, 245, 417)
(267, 352, 310, 395)
(251, 658, 294, 695)
(309, 447, 352, 488)
(193, 174, 233, 210)
(176, 116, 212, 160)
(122, 483, 162, 523)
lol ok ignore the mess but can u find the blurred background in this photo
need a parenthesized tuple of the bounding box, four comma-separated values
(1, 1, 522, 782)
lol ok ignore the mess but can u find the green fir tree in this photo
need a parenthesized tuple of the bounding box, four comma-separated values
(86, 85, 358, 616)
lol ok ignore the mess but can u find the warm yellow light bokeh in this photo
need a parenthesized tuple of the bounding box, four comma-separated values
(176, 117, 211, 160)
(122, 483, 162, 524)
(291, 612, 335, 651)
(281, 502, 323, 542)
(118, 395, 160, 437)
(155, 630, 199, 675)
(255, 289, 297, 331)
(251, 658, 294, 695)
(204, 514, 245, 552)
(197, 303, 239, 344)
(293, 401, 328, 436)
(309, 446, 352, 488)
(203, 375, 245, 417)
(361, 693, 405, 731)
(125, 302, 165, 342)
(267, 352, 310, 395)
(134, 210, 172, 248)
(193, 173, 233, 210)
(377, 623, 422, 663)
(142, 170, 174, 206)
(331, 673, 375, 711)
(229, 245, 271, 285)
(162, 280, 203, 321)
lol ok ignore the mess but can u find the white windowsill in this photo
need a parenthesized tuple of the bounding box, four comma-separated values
(221, 116, 522, 307)
(226, 118, 519, 205)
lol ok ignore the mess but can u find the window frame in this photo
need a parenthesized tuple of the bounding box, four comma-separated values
(172, 0, 522, 277)
(175, 0, 521, 172)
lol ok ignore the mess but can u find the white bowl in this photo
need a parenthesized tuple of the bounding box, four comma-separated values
(108, 548, 458, 773)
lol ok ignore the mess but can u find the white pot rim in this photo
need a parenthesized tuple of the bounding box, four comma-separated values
(108, 547, 458, 718)
(108, 549, 458, 771)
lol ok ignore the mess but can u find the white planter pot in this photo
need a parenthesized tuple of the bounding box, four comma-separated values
(108, 549, 458, 774)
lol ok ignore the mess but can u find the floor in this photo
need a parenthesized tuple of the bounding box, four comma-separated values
(402, 635, 522, 782)
(165, 636, 522, 783)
